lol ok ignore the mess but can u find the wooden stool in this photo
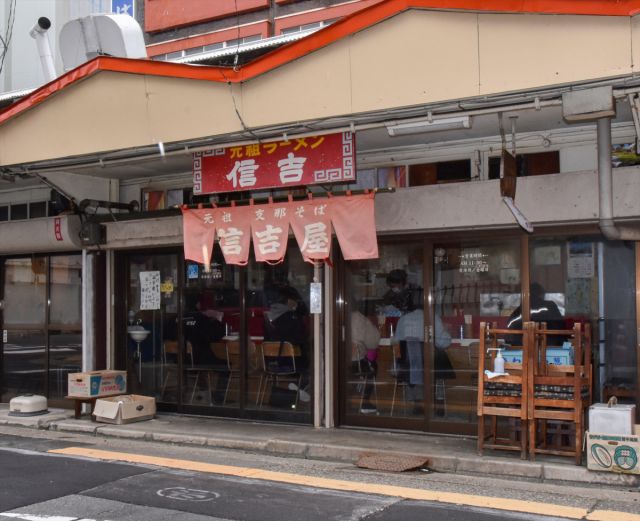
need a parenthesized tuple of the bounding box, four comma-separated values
(65, 396, 98, 420)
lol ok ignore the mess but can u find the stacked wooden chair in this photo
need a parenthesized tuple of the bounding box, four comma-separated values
(477, 321, 534, 459)
(528, 322, 592, 464)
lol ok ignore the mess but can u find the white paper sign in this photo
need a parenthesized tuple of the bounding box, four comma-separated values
(310, 282, 322, 314)
(2, 329, 7, 343)
(140, 271, 161, 310)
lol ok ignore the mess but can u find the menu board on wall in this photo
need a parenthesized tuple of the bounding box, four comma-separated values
(140, 271, 161, 310)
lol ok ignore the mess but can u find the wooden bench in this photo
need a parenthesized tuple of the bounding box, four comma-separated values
(65, 396, 98, 420)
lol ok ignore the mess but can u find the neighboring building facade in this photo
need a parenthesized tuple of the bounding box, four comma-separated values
(142, 0, 381, 62)
(0, 1, 638, 436)
(0, 0, 110, 93)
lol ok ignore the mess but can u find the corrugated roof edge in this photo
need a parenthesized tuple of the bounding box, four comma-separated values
(1, 0, 639, 126)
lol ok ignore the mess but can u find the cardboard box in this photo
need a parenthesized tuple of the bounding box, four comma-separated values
(93, 394, 156, 424)
(67, 370, 127, 398)
(586, 430, 640, 475)
(589, 403, 636, 435)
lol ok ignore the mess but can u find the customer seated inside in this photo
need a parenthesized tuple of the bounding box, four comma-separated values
(263, 285, 311, 404)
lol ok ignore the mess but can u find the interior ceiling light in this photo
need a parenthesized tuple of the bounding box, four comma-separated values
(386, 115, 471, 136)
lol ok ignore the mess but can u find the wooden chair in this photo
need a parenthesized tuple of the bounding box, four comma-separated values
(389, 342, 412, 416)
(160, 340, 195, 400)
(528, 322, 592, 465)
(257, 341, 302, 407)
(477, 321, 534, 459)
(349, 341, 379, 412)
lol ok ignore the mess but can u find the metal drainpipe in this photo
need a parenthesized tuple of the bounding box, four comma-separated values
(598, 117, 640, 240)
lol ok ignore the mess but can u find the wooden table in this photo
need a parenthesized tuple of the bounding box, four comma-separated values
(65, 395, 98, 420)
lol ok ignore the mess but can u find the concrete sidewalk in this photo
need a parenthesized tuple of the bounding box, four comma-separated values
(0, 404, 637, 488)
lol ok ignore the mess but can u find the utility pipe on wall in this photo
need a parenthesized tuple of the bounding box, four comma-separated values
(597, 117, 640, 240)
(29, 17, 56, 83)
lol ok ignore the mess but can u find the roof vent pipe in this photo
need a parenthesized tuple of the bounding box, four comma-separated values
(597, 117, 640, 240)
(29, 17, 56, 83)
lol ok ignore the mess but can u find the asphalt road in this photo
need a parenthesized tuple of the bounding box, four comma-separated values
(0, 434, 565, 521)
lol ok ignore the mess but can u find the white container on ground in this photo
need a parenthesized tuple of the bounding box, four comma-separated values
(589, 402, 636, 435)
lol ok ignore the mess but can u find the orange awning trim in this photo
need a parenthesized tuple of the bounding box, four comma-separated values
(1, 0, 639, 126)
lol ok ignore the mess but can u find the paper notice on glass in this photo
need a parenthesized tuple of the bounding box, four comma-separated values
(567, 255, 594, 278)
(140, 271, 161, 310)
(310, 282, 322, 314)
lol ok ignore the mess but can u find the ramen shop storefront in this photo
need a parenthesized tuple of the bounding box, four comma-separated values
(116, 132, 379, 424)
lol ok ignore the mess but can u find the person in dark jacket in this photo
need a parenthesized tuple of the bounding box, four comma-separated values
(505, 283, 565, 345)
(263, 285, 310, 401)
(182, 293, 228, 403)
(382, 269, 415, 315)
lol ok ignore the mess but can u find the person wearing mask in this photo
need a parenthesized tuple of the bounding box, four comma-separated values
(382, 269, 415, 316)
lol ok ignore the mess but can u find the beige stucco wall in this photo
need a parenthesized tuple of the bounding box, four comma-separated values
(0, 72, 242, 166)
(0, 9, 639, 166)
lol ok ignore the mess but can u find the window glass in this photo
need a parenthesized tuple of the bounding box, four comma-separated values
(182, 248, 240, 409)
(433, 240, 521, 425)
(344, 241, 424, 420)
(127, 253, 180, 405)
(48, 331, 82, 400)
(601, 241, 637, 405)
(245, 242, 313, 417)
(243, 34, 262, 43)
(49, 255, 82, 326)
(1, 330, 46, 401)
(29, 201, 47, 219)
(204, 42, 224, 52)
(409, 160, 471, 186)
(3, 258, 47, 325)
(488, 151, 559, 178)
(10, 203, 27, 220)
(0, 205, 7, 221)
(184, 46, 205, 56)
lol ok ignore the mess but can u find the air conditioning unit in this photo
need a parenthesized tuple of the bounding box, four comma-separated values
(79, 221, 106, 246)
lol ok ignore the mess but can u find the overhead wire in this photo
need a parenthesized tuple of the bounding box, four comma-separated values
(0, 0, 17, 77)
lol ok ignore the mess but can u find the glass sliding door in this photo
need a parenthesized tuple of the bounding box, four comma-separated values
(182, 248, 240, 412)
(340, 241, 426, 426)
(48, 255, 82, 400)
(245, 241, 314, 421)
(119, 245, 315, 423)
(1, 254, 82, 405)
(1, 258, 47, 400)
(125, 252, 180, 405)
(430, 240, 521, 432)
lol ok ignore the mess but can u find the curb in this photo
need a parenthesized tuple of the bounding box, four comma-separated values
(4, 414, 638, 488)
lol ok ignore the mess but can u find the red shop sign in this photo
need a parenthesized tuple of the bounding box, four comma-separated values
(193, 131, 355, 195)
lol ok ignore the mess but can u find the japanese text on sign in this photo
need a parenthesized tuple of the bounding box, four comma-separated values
(140, 271, 161, 310)
(459, 252, 489, 274)
(193, 132, 355, 194)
